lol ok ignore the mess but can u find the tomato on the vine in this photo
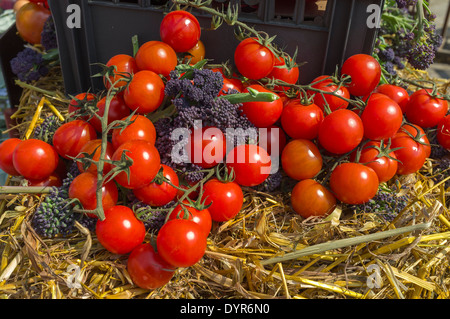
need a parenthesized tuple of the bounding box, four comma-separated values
(391, 129, 428, 175)
(374, 84, 410, 113)
(405, 89, 448, 128)
(52, 120, 97, 160)
(267, 56, 299, 91)
(28, 173, 63, 188)
(280, 99, 324, 140)
(90, 95, 131, 133)
(159, 10, 201, 53)
(15, 2, 50, 44)
(291, 179, 336, 219)
(167, 200, 212, 235)
(241, 84, 283, 128)
(341, 54, 381, 97)
(0, 138, 22, 176)
(211, 68, 244, 95)
(308, 75, 350, 112)
(76, 139, 114, 176)
(281, 139, 322, 181)
(123, 70, 165, 114)
(104, 54, 138, 90)
(135, 40, 178, 77)
(329, 162, 379, 205)
(234, 37, 275, 80)
(258, 125, 287, 156)
(437, 115, 450, 150)
(111, 114, 157, 150)
(183, 40, 205, 64)
(68, 92, 97, 119)
(399, 123, 431, 158)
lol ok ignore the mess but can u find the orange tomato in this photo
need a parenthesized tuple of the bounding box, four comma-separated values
(15, 2, 50, 44)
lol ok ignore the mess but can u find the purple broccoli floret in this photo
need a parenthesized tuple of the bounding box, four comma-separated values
(10, 47, 49, 83)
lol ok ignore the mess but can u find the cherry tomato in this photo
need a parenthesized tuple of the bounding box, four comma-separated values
(399, 123, 431, 158)
(186, 126, 227, 169)
(13, 139, 59, 180)
(391, 131, 428, 175)
(225, 144, 272, 187)
(89, 95, 131, 133)
(127, 243, 176, 290)
(281, 99, 324, 140)
(111, 114, 157, 150)
(258, 125, 287, 156)
(27, 173, 63, 187)
(111, 140, 161, 189)
(361, 93, 403, 141)
(350, 141, 398, 183)
(281, 139, 323, 181)
(15, 2, 50, 44)
(234, 37, 275, 80)
(160, 10, 201, 53)
(68, 92, 97, 120)
(341, 54, 381, 97)
(183, 40, 205, 64)
(52, 120, 97, 160)
(268, 56, 299, 91)
(96, 205, 146, 255)
(291, 179, 336, 219)
(308, 75, 350, 112)
(241, 84, 283, 128)
(0, 138, 21, 176)
(374, 84, 410, 113)
(123, 70, 165, 114)
(156, 219, 207, 268)
(318, 109, 364, 155)
(405, 89, 448, 128)
(437, 115, 450, 150)
(135, 40, 178, 77)
(329, 162, 379, 205)
(76, 139, 114, 175)
(201, 178, 244, 222)
(167, 200, 212, 235)
(133, 164, 179, 207)
(211, 68, 244, 95)
(103, 54, 138, 90)
(68, 171, 119, 215)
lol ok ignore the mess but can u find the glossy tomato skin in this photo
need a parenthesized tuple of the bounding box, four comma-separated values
(167, 201, 212, 236)
(156, 219, 207, 268)
(361, 93, 403, 141)
(183, 40, 205, 64)
(186, 126, 227, 169)
(76, 139, 114, 175)
(90, 95, 131, 133)
(281, 99, 324, 140)
(104, 54, 138, 90)
(27, 173, 63, 187)
(111, 114, 157, 150)
(281, 139, 322, 181)
(52, 120, 97, 160)
(268, 56, 300, 91)
(96, 205, 146, 255)
(111, 140, 161, 189)
(391, 132, 427, 175)
(68, 93, 97, 119)
(135, 41, 178, 77)
(0, 138, 21, 176)
(437, 115, 450, 150)
(329, 162, 379, 205)
(13, 139, 59, 180)
(133, 164, 179, 207)
(258, 125, 287, 156)
(127, 243, 176, 290)
(241, 84, 283, 128)
(68, 171, 119, 214)
(201, 178, 244, 222)
(291, 179, 336, 219)
(123, 70, 165, 114)
(399, 123, 431, 158)
(225, 144, 272, 187)
(350, 141, 398, 183)
(318, 109, 364, 155)
(374, 84, 410, 113)
(405, 89, 448, 128)
(234, 38, 275, 80)
(160, 10, 201, 53)
(15, 2, 50, 44)
(341, 54, 381, 97)
(309, 75, 350, 112)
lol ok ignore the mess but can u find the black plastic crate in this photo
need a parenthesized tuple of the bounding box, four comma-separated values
(48, 0, 384, 96)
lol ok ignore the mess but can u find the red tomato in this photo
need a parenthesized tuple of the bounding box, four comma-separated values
(123, 70, 165, 114)
(361, 93, 403, 141)
(308, 75, 350, 112)
(437, 115, 450, 150)
(329, 162, 379, 205)
(127, 243, 176, 290)
(281, 139, 323, 181)
(111, 140, 161, 189)
(156, 219, 207, 268)
(183, 40, 205, 64)
(350, 141, 398, 183)
(111, 114, 156, 150)
(89, 95, 131, 133)
(399, 123, 431, 158)
(167, 201, 212, 235)
(96, 205, 146, 254)
(159, 10, 201, 53)
(13, 139, 59, 180)
(211, 68, 244, 95)
(258, 125, 287, 156)
(225, 144, 272, 187)
(391, 131, 428, 175)
(27, 173, 63, 187)
(76, 139, 114, 175)
(103, 54, 138, 90)
(341, 54, 381, 97)
(133, 164, 179, 207)
(234, 38, 275, 80)
(68, 92, 97, 119)
(405, 89, 448, 128)
(318, 109, 364, 155)
(52, 120, 97, 160)
(281, 99, 324, 140)
(268, 56, 299, 91)
(0, 138, 21, 176)
(15, 2, 50, 44)
(201, 178, 244, 222)
(291, 179, 336, 219)
(68, 171, 119, 215)
(374, 84, 410, 113)
(241, 84, 283, 128)
(186, 126, 226, 169)
(135, 40, 178, 77)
